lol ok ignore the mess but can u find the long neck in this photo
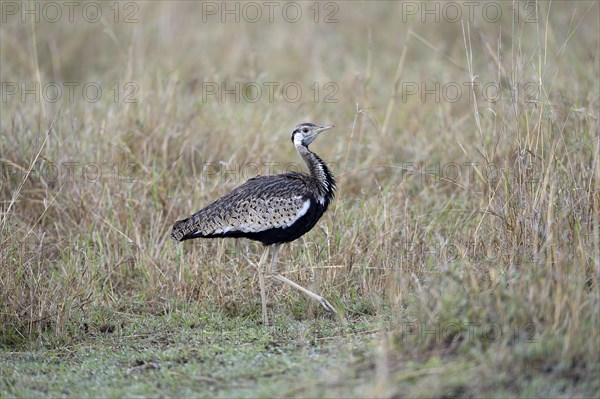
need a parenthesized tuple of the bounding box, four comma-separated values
(296, 144, 336, 200)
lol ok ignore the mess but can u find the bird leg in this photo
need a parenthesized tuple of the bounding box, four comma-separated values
(268, 243, 282, 275)
(272, 274, 338, 314)
(256, 246, 271, 325)
(268, 244, 337, 314)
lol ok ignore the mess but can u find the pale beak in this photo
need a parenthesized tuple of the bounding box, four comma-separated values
(316, 124, 334, 133)
(305, 125, 334, 146)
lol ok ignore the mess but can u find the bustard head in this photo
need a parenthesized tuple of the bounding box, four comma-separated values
(291, 123, 334, 148)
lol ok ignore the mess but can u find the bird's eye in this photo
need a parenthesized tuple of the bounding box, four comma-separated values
(302, 128, 309, 133)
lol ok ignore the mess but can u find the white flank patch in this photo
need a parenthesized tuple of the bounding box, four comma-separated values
(286, 200, 311, 227)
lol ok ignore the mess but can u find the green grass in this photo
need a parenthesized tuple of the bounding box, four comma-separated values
(2, 306, 597, 397)
(2, 305, 597, 398)
(1, 1, 599, 397)
(2, 307, 382, 398)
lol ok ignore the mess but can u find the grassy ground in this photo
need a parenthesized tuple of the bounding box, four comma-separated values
(1, 1, 599, 397)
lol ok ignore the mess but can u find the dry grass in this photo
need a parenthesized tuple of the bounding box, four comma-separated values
(1, 1, 599, 396)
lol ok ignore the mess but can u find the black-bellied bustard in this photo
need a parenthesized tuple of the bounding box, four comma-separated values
(172, 123, 337, 324)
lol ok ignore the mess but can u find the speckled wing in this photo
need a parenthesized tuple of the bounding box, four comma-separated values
(171, 174, 311, 241)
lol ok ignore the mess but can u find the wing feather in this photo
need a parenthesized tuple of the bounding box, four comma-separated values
(172, 174, 312, 241)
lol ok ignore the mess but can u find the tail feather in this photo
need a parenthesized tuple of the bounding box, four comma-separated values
(171, 218, 191, 242)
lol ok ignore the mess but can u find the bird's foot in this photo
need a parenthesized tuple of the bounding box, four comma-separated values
(317, 296, 338, 314)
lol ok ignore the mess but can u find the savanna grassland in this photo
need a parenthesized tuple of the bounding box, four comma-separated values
(1, 1, 599, 397)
